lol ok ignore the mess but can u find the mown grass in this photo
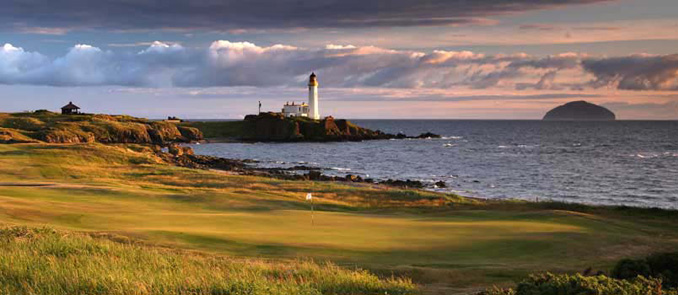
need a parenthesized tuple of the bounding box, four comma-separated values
(0, 143, 677, 294)
(0, 226, 415, 295)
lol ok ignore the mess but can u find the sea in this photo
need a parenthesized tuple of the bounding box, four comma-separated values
(189, 120, 678, 209)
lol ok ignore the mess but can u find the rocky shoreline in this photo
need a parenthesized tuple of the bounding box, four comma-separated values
(163, 143, 443, 190)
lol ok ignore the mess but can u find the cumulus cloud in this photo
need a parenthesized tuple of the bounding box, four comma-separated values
(0, 40, 676, 92)
(1, 0, 614, 32)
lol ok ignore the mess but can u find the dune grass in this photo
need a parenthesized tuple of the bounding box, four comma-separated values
(0, 226, 415, 295)
(0, 143, 677, 294)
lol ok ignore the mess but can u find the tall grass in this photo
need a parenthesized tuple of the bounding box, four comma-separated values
(0, 226, 416, 295)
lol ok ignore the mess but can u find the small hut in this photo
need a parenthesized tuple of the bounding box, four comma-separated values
(61, 102, 81, 115)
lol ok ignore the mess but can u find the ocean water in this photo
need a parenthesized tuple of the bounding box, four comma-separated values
(189, 120, 678, 209)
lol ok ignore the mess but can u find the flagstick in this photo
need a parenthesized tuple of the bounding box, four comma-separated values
(311, 197, 314, 226)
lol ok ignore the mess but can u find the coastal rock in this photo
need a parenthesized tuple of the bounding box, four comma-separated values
(345, 174, 362, 182)
(241, 112, 391, 142)
(307, 170, 323, 180)
(380, 179, 424, 188)
(543, 101, 616, 121)
(415, 132, 441, 139)
(168, 144, 194, 157)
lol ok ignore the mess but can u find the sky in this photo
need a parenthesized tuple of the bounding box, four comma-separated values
(1, 0, 678, 119)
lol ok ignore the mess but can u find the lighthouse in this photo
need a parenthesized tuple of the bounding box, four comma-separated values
(308, 72, 320, 120)
(280, 72, 321, 118)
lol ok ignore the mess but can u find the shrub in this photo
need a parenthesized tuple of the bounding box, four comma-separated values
(612, 252, 678, 289)
(646, 253, 678, 289)
(482, 273, 669, 295)
(613, 259, 652, 280)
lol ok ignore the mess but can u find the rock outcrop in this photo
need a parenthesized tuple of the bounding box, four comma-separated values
(241, 112, 392, 142)
(543, 101, 616, 121)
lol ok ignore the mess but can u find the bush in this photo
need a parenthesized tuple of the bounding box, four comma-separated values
(612, 252, 678, 289)
(613, 259, 652, 280)
(482, 273, 670, 295)
(647, 253, 678, 289)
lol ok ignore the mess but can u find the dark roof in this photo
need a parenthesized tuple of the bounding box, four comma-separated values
(61, 101, 80, 110)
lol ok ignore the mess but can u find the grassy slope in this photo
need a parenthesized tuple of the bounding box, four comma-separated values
(0, 144, 677, 294)
(0, 112, 201, 144)
(0, 226, 414, 295)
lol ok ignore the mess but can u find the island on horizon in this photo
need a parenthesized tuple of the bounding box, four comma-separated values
(543, 100, 616, 121)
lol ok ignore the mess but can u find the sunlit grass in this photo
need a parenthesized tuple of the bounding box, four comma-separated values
(0, 143, 677, 293)
(0, 226, 415, 295)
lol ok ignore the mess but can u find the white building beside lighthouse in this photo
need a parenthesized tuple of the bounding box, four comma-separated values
(281, 73, 320, 119)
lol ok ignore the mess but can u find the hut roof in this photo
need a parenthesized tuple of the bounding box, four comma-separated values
(61, 102, 80, 110)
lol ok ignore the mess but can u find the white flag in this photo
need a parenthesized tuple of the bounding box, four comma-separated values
(306, 193, 313, 200)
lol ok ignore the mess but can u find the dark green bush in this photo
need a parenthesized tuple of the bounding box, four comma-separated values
(482, 273, 669, 295)
(613, 258, 652, 280)
(647, 252, 678, 289)
(612, 252, 678, 289)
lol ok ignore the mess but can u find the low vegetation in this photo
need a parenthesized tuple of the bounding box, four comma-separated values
(0, 226, 415, 295)
(612, 252, 678, 289)
(482, 272, 676, 295)
(483, 252, 678, 295)
(0, 111, 202, 144)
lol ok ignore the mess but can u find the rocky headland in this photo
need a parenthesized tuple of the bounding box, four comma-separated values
(0, 111, 203, 144)
(183, 112, 439, 142)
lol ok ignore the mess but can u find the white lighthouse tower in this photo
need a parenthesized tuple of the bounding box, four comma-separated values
(308, 72, 320, 120)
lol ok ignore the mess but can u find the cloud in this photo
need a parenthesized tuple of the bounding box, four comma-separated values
(1, 0, 614, 31)
(0, 42, 184, 86)
(582, 54, 678, 90)
(519, 24, 562, 31)
(1, 40, 677, 92)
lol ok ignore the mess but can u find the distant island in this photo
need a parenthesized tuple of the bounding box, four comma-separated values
(543, 101, 616, 121)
